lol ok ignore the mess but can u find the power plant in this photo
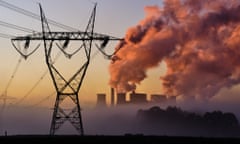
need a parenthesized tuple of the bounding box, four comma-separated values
(96, 88, 176, 107)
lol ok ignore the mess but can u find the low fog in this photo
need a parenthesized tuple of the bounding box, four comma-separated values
(1, 99, 240, 137)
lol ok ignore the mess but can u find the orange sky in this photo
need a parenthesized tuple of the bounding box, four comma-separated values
(0, 0, 164, 109)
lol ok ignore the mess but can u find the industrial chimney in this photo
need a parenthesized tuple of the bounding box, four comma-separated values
(111, 87, 115, 106)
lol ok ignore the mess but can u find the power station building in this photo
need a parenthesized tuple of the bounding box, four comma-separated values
(96, 88, 177, 107)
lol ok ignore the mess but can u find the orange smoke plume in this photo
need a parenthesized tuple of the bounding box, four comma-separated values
(109, 0, 240, 100)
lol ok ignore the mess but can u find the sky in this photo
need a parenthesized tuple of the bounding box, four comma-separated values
(0, 0, 165, 135)
(1, 0, 240, 136)
(0, 0, 164, 108)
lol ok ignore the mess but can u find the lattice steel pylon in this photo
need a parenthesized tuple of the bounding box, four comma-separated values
(11, 4, 123, 135)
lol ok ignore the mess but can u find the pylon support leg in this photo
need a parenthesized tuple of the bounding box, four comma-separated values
(50, 93, 83, 135)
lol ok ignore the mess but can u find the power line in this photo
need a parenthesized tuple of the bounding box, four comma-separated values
(0, 32, 13, 39)
(13, 51, 62, 105)
(0, 1, 113, 111)
(0, 0, 78, 31)
(10, 3, 123, 135)
(8, 35, 105, 107)
(26, 46, 106, 108)
(0, 56, 22, 113)
(17, 51, 103, 108)
(0, 20, 36, 33)
(13, 70, 48, 105)
(1, 56, 22, 96)
(27, 91, 55, 108)
(0, 94, 15, 114)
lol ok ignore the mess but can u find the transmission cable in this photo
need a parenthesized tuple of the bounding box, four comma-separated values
(0, 32, 14, 39)
(26, 91, 55, 108)
(1, 56, 22, 96)
(0, 0, 78, 31)
(27, 44, 106, 108)
(13, 51, 62, 106)
(0, 20, 36, 33)
(0, 56, 22, 113)
(0, 1, 116, 109)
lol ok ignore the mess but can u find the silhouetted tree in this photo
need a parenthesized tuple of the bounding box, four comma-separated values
(135, 106, 240, 137)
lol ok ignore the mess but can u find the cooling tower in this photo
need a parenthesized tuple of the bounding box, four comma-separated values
(129, 92, 147, 104)
(116, 93, 126, 105)
(96, 93, 107, 107)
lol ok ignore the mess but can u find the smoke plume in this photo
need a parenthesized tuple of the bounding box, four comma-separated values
(109, 0, 240, 100)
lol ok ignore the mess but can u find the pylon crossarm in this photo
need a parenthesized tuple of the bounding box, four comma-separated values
(11, 32, 123, 41)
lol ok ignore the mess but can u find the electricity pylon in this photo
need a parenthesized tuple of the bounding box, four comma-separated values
(11, 4, 122, 135)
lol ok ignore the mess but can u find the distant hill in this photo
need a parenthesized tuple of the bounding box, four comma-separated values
(136, 106, 240, 137)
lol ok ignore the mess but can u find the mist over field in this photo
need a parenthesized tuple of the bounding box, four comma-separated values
(1, 100, 240, 137)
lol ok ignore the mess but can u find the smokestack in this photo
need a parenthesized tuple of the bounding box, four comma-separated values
(111, 87, 115, 106)
(96, 93, 107, 107)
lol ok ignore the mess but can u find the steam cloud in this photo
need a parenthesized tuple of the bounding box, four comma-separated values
(109, 0, 240, 100)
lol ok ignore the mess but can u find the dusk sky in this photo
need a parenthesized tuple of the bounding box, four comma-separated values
(1, 0, 240, 136)
(0, 0, 163, 108)
(0, 0, 164, 135)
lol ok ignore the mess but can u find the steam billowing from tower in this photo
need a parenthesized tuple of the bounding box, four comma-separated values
(109, 0, 240, 100)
